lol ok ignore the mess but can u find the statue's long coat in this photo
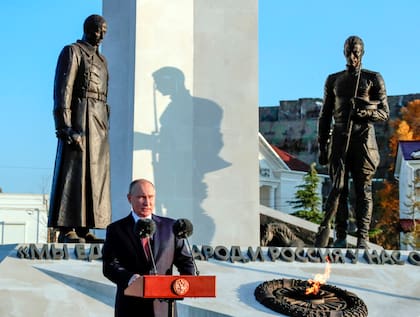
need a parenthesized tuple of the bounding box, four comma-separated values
(48, 40, 111, 229)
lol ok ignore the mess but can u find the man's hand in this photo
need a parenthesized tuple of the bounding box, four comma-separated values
(128, 274, 141, 286)
(70, 132, 83, 151)
(354, 108, 374, 118)
(351, 97, 378, 119)
(56, 128, 84, 151)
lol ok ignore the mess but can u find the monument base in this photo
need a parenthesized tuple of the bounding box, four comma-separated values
(1, 244, 419, 317)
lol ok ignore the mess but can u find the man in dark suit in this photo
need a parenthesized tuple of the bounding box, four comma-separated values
(102, 179, 195, 317)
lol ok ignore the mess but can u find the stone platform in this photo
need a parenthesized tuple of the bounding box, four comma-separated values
(1, 244, 419, 317)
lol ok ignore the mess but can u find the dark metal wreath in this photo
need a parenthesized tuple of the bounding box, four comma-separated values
(254, 279, 368, 317)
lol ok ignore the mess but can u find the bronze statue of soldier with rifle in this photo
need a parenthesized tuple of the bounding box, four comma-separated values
(314, 36, 389, 249)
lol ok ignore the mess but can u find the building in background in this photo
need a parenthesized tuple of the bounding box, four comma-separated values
(394, 140, 420, 250)
(259, 133, 328, 214)
(0, 193, 48, 244)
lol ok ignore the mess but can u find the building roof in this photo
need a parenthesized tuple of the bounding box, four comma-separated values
(400, 219, 420, 233)
(398, 140, 420, 161)
(394, 140, 420, 179)
(270, 144, 311, 172)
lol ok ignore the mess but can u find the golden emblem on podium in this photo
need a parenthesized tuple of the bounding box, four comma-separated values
(172, 278, 190, 296)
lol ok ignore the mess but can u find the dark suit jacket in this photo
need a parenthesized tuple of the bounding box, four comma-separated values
(102, 213, 195, 317)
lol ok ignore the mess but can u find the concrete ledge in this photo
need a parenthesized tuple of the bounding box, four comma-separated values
(1, 244, 419, 317)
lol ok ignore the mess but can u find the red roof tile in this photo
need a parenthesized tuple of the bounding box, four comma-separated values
(270, 144, 311, 172)
(400, 219, 420, 233)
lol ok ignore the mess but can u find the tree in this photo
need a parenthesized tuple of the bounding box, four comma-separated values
(389, 99, 420, 165)
(371, 180, 400, 249)
(288, 162, 323, 224)
(373, 99, 420, 249)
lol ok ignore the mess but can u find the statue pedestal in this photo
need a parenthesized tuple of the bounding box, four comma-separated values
(103, 0, 259, 246)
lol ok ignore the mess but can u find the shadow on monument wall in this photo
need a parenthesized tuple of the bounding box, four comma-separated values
(134, 66, 231, 243)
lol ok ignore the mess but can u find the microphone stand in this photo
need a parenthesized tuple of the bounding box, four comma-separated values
(146, 235, 174, 317)
(137, 219, 177, 317)
(164, 236, 198, 317)
(147, 235, 158, 275)
(184, 237, 200, 276)
(173, 219, 200, 275)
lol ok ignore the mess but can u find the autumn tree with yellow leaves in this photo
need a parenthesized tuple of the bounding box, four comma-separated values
(389, 99, 420, 159)
(371, 99, 420, 249)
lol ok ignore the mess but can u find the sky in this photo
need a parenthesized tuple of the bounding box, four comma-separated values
(0, 1, 419, 194)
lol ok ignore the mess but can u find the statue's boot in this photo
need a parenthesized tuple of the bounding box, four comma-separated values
(76, 227, 105, 243)
(58, 230, 86, 243)
(356, 237, 369, 249)
(333, 229, 347, 248)
(333, 238, 347, 248)
(84, 232, 105, 243)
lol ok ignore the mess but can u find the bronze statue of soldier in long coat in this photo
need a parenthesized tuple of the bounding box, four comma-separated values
(49, 15, 111, 243)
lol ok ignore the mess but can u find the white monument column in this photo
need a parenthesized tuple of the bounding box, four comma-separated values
(103, 0, 259, 246)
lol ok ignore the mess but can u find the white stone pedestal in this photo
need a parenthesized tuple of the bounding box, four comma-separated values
(103, 0, 259, 245)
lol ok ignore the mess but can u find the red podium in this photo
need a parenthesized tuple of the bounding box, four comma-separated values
(125, 275, 216, 316)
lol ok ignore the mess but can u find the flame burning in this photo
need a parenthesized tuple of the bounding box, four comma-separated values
(305, 258, 331, 295)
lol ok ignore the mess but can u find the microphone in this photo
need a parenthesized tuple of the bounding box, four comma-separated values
(135, 218, 156, 238)
(173, 218, 199, 275)
(135, 218, 157, 275)
(173, 218, 193, 239)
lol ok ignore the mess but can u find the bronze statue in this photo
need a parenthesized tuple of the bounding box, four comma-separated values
(314, 36, 389, 249)
(48, 14, 111, 243)
(260, 222, 304, 247)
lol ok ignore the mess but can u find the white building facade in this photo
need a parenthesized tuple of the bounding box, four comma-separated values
(259, 133, 328, 214)
(394, 140, 420, 249)
(0, 193, 48, 244)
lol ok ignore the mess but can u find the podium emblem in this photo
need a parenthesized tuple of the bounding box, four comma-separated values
(172, 278, 190, 296)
